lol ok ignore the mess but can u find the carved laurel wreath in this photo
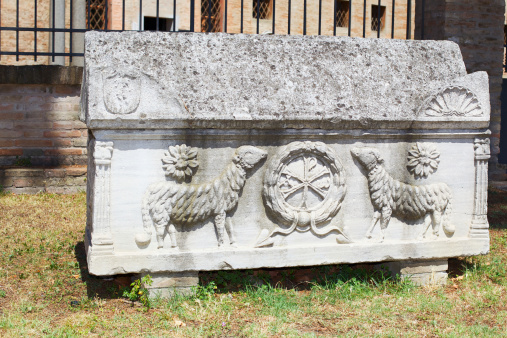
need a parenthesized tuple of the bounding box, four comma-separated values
(263, 141, 346, 230)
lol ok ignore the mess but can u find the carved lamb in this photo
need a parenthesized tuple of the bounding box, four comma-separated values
(351, 147, 455, 242)
(138, 145, 267, 249)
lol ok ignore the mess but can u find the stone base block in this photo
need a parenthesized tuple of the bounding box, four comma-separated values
(376, 259, 448, 286)
(141, 272, 199, 299)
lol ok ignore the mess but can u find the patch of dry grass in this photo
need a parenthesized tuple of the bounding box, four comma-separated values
(0, 190, 506, 336)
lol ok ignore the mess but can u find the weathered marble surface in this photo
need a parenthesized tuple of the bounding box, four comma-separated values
(81, 32, 489, 130)
(82, 32, 490, 282)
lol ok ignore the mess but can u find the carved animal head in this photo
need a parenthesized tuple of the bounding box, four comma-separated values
(233, 146, 267, 170)
(351, 147, 384, 171)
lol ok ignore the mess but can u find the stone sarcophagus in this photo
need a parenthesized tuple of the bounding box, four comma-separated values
(82, 32, 490, 290)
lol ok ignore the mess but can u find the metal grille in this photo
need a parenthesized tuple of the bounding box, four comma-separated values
(371, 5, 386, 32)
(87, 0, 106, 30)
(201, 0, 222, 32)
(335, 1, 349, 28)
(253, 0, 271, 20)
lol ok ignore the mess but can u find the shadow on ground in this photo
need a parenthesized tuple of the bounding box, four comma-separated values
(74, 241, 135, 299)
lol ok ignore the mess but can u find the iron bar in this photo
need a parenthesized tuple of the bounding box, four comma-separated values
(272, 0, 276, 34)
(87, 0, 91, 29)
(256, 0, 260, 34)
(190, 0, 195, 32)
(173, 0, 177, 31)
(0, 51, 84, 57)
(288, 0, 291, 35)
(105, 0, 109, 30)
(303, 0, 306, 36)
(348, 0, 351, 37)
(34, 0, 37, 61)
(421, 0, 425, 39)
(52, 0, 55, 61)
(123, 0, 125, 30)
(224, 0, 227, 32)
(16, 0, 19, 61)
(139, 0, 143, 31)
(318, 0, 322, 35)
(377, 0, 380, 38)
(208, 0, 211, 32)
(363, 0, 366, 37)
(391, 0, 395, 39)
(240, 0, 243, 33)
(406, 0, 411, 39)
(70, 0, 73, 62)
(333, 0, 336, 36)
(156, 0, 159, 31)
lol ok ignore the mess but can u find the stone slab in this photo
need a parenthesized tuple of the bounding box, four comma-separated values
(377, 260, 449, 286)
(141, 272, 198, 299)
(81, 32, 489, 130)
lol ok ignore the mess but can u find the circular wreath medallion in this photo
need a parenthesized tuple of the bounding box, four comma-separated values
(263, 141, 346, 230)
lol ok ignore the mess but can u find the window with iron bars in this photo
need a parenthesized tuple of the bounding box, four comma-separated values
(87, 0, 106, 30)
(371, 5, 386, 32)
(253, 0, 271, 20)
(335, 1, 350, 28)
(201, 0, 222, 32)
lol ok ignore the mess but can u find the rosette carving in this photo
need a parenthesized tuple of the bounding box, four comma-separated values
(161, 144, 199, 182)
(407, 143, 440, 179)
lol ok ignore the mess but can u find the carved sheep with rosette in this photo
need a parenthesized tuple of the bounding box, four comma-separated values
(351, 147, 455, 242)
(137, 146, 267, 249)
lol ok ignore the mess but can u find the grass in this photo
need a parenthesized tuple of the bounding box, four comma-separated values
(0, 190, 506, 336)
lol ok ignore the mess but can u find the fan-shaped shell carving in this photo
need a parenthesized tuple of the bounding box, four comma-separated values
(420, 86, 482, 117)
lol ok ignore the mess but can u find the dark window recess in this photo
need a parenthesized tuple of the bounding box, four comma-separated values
(87, 0, 106, 30)
(144, 17, 174, 31)
(371, 5, 386, 32)
(201, 0, 222, 32)
(253, 0, 271, 19)
(335, 1, 350, 28)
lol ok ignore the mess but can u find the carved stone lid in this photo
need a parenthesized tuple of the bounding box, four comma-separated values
(81, 32, 489, 130)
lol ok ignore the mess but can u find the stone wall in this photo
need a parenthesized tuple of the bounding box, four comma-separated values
(0, 66, 87, 193)
(421, 0, 505, 175)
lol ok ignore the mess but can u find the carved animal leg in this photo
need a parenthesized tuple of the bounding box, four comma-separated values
(168, 223, 178, 248)
(431, 211, 442, 237)
(379, 207, 392, 242)
(366, 211, 381, 239)
(418, 213, 433, 240)
(215, 212, 226, 247)
(154, 221, 167, 249)
(225, 217, 236, 247)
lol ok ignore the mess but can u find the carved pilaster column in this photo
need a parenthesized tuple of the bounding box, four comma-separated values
(470, 138, 490, 239)
(91, 141, 115, 254)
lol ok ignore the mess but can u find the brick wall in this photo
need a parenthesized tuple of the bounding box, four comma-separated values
(0, 66, 87, 193)
(422, 0, 505, 176)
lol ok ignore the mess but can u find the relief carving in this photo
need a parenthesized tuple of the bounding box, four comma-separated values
(161, 144, 199, 182)
(136, 146, 267, 249)
(406, 143, 440, 179)
(470, 138, 490, 238)
(420, 86, 482, 117)
(351, 147, 455, 242)
(91, 141, 114, 254)
(103, 68, 141, 115)
(257, 141, 349, 247)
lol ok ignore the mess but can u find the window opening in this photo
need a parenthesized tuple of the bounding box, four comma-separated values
(371, 5, 386, 32)
(253, 0, 271, 19)
(144, 17, 174, 31)
(201, 0, 222, 32)
(87, 0, 106, 30)
(335, 1, 349, 28)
